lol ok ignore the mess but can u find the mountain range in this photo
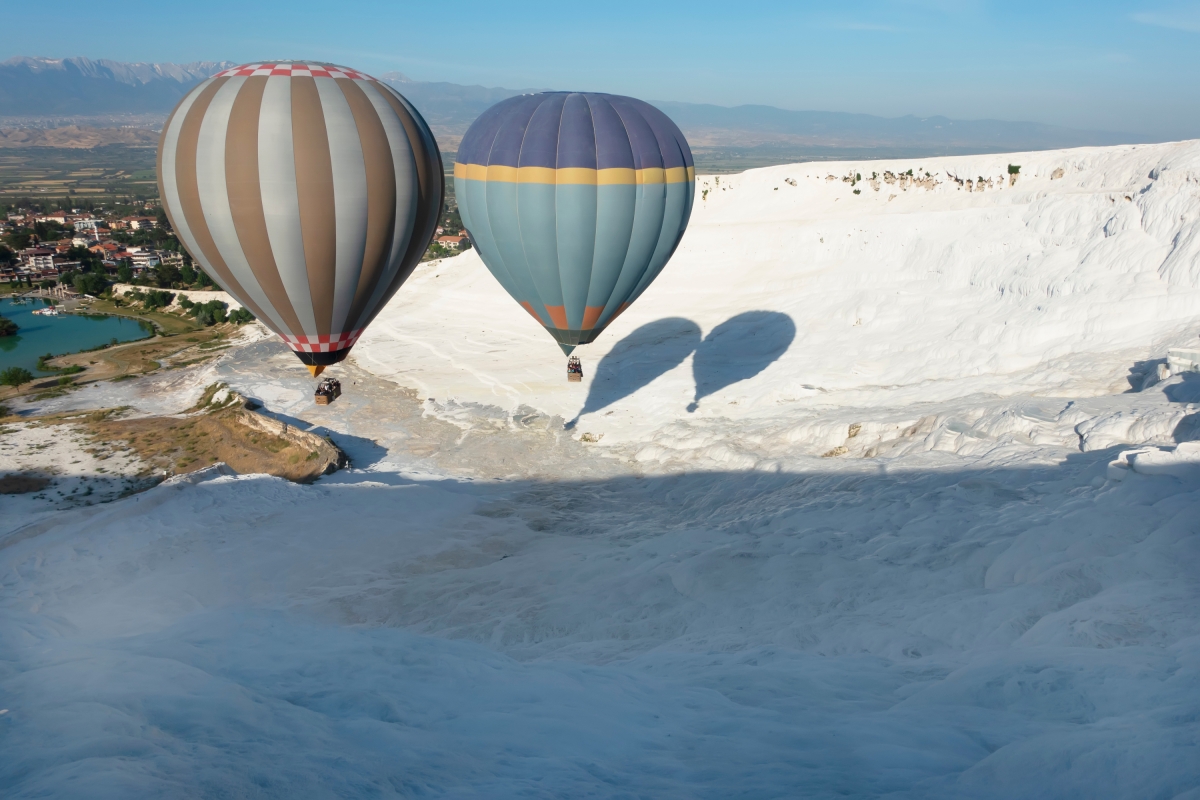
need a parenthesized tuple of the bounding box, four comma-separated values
(0, 57, 1142, 159)
(0, 57, 235, 116)
(378, 72, 1133, 154)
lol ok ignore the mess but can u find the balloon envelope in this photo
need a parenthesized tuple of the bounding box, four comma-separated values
(454, 92, 694, 354)
(157, 62, 442, 370)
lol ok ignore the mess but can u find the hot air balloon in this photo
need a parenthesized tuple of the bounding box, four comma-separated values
(454, 92, 694, 371)
(157, 62, 442, 378)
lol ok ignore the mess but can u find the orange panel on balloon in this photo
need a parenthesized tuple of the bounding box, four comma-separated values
(519, 301, 542, 321)
(582, 306, 605, 330)
(545, 305, 568, 329)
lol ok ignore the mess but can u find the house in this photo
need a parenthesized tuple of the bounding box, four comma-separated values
(74, 218, 101, 233)
(130, 251, 161, 269)
(90, 242, 123, 257)
(20, 248, 56, 270)
(435, 235, 468, 250)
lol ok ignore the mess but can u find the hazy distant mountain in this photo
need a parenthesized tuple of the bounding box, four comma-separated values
(379, 72, 532, 130)
(378, 74, 1134, 155)
(652, 102, 1132, 151)
(0, 57, 1139, 157)
(0, 56, 234, 115)
(0, 125, 160, 148)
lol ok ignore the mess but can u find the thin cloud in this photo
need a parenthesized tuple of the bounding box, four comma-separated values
(1131, 10, 1200, 32)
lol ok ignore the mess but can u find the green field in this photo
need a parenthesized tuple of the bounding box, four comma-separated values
(0, 146, 159, 205)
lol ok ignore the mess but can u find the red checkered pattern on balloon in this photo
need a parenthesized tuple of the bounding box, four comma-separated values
(277, 330, 365, 353)
(212, 64, 375, 81)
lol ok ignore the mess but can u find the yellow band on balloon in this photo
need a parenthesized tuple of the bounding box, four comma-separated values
(454, 163, 694, 185)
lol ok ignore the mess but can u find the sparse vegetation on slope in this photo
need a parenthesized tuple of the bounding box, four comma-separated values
(73, 388, 345, 482)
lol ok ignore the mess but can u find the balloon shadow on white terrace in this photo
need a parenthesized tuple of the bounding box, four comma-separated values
(688, 311, 796, 413)
(565, 318, 702, 429)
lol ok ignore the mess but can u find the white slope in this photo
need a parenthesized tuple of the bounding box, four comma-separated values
(2, 141, 1200, 798)
(2, 443, 1198, 798)
(357, 140, 1200, 465)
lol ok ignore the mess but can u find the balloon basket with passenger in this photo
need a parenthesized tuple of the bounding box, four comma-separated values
(567, 356, 583, 382)
(314, 376, 342, 405)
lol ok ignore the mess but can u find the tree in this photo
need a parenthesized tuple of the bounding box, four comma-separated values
(195, 268, 214, 288)
(192, 299, 228, 325)
(73, 271, 107, 296)
(66, 245, 105, 277)
(116, 264, 133, 283)
(180, 263, 197, 285)
(0, 367, 34, 387)
(154, 262, 181, 288)
(0, 315, 17, 336)
(142, 290, 175, 311)
(4, 231, 31, 251)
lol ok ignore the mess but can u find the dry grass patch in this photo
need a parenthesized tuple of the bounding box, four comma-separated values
(51, 326, 232, 380)
(82, 396, 344, 483)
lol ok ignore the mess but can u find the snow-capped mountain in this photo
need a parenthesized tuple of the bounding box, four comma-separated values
(0, 56, 234, 115)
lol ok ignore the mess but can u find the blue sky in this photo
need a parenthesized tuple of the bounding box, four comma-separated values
(2, 1, 1198, 138)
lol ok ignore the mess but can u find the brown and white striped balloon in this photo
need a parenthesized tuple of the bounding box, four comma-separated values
(157, 62, 443, 373)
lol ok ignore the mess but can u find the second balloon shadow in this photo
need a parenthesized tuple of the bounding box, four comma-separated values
(567, 311, 796, 426)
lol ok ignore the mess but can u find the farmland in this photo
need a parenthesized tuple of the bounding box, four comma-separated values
(0, 145, 159, 205)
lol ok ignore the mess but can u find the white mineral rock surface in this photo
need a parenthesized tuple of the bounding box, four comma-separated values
(2, 141, 1199, 798)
